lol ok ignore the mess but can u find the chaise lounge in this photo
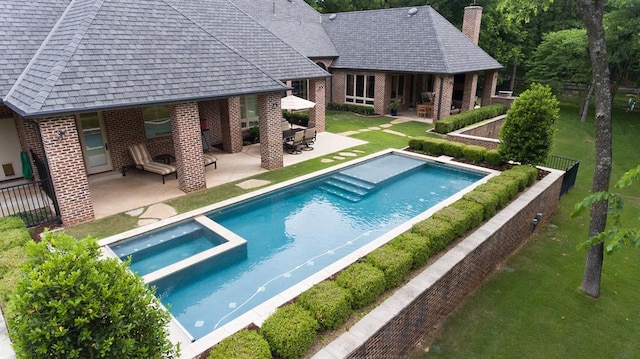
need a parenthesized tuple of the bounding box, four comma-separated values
(127, 143, 178, 184)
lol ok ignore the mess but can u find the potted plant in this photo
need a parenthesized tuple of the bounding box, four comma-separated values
(388, 101, 399, 116)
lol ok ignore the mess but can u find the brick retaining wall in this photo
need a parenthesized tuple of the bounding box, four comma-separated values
(315, 168, 564, 358)
(446, 114, 505, 150)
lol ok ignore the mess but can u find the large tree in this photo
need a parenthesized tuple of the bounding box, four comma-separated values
(499, 0, 612, 297)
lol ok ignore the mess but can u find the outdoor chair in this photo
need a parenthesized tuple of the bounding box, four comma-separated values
(127, 143, 177, 184)
(285, 130, 305, 154)
(302, 127, 316, 151)
(203, 152, 217, 169)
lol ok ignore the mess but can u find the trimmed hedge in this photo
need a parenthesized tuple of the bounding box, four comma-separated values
(461, 145, 488, 163)
(441, 141, 466, 158)
(450, 199, 485, 230)
(463, 190, 501, 220)
(388, 232, 434, 269)
(336, 262, 386, 309)
(434, 104, 507, 134)
(474, 181, 512, 209)
(327, 102, 376, 115)
(412, 217, 456, 253)
(298, 281, 353, 330)
(485, 149, 503, 167)
(366, 246, 413, 290)
(260, 304, 319, 359)
(208, 330, 272, 359)
(282, 111, 309, 127)
(408, 137, 506, 168)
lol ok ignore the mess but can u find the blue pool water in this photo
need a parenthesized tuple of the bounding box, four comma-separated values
(149, 154, 486, 339)
(110, 221, 226, 276)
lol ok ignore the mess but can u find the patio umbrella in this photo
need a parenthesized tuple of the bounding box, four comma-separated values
(281, 94, 316, 111)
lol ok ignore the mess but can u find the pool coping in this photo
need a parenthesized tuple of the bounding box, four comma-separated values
(98, 149, 499, 358)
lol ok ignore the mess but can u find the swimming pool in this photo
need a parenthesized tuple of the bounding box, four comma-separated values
(100, 150, 494, 351)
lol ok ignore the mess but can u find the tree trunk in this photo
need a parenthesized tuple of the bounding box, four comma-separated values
(580, 81, 594, 123)
(576, 0, 612, 298)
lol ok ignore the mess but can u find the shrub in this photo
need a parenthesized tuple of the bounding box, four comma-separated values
(434, 104, 507, 134)
(298, 281, 352, 330)
(327, 102, 376, 115)
(415, 137, 447, 156)
(388, 232, 434, 269)
(485, 149, 504, 167)
(505, 165, 538, 187)
(8, 232, 179, 359)
(412, 217, 456, 252)
(487, 175, 520, 199)
(462, 145, 488, 163)
(441, 141, 466, 158)
(474, 181, 512, 209)
(499, 83, 559, 165)
(208, 330, 272, 359)
(450, 199, 485, 229)
(260, 304, 319, 359)
(283, 111, 309, 127)
(433, 206, 472, 238)
(366, 246, 413, 290)
(336, 262, 386, 309)
(463, 190, 501, 220)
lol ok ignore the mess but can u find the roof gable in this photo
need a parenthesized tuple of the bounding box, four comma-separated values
(322, 6, 502, 74)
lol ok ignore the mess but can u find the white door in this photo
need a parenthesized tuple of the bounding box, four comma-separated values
(77, 112, 113, 174)
(0, 117, 23, 181)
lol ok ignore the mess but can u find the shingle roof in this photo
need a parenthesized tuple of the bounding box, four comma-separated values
(2, 0, 329, 117)
(322, 6, 502, 74)
(229, 0, 339, 58)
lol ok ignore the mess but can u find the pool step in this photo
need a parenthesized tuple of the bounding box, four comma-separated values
(321, 174, 375, 202)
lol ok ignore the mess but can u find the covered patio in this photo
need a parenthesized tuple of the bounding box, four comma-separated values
(88, 132, 366, 219)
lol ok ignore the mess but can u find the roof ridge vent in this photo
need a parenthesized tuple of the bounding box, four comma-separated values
(408, 7, 418, 16)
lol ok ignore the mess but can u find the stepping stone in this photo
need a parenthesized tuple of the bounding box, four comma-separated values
(339, 130, 360, 136)
(338, 152, 358, 157)
(333, 156, 346, 160)
(126, 208, 144, 217)
(367, 126, 381, 130)
(140, 203, 177, 220)
(383, 129, 406, 136)
(321, 158, 335, 163)
(138, 218, 159, 227)
(353, 150, 365, 153)
(236, 179, 271, 190)
(359, 128, 372, 132)
(380, 124, 393, 128)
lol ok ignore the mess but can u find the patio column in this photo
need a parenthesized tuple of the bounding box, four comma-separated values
(257, 92, 284, 170)
(170, 102, 206, 193)
(482, 70, 498, 107)
(39, 116, 94, 226)
(374, 72, 391, 115)
(308, 77, 326, 132)
(461, 72, 479, 111)
(433, 75, 454, 121)
(221, 97, 244, 153)
(198, 100, 223, 149)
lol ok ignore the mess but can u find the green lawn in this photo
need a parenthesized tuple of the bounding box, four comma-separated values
(407, 103, 640, 359)
(63, 111, 433, 239)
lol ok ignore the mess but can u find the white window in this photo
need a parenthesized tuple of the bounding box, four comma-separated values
(143, 105, 171, 138)
(391, 75, 405, 99)
(240, 95, 259, 128)
(345, 74, 375, 105)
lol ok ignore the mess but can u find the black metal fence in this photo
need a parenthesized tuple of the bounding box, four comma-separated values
(543, 155, 580, 197)
(0, 179, 59, 227)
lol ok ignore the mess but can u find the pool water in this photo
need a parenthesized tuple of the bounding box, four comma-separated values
(150, 154, 486, 339)
(109, 221, 226, 276)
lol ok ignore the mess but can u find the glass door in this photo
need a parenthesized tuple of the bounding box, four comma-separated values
(77, 112, 112, 174)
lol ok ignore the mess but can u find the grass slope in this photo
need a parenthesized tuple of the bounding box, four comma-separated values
(409, 103, 640, 359)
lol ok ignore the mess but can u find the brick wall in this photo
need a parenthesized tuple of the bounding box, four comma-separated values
(482, 70, 498, 107)
(318, 169, 564, 358)
(434, 75, 454, 121)
(221, 97, 244, 153)
(462, 5, 483, 45)
(11, 114, 42, 179)
(0, 104, 13, 118)
(198, 100, 223, 147)
(38, 116, 94, 226)
(374, 73, 390, 115)
(490, 95, 517, 109)
(258, 92, 284, 170)
(103, 107, 147, 173)
(331, 70, 346, 105)
(461, 73, 479, 111)
(308, 78, 326, 132)
(171, 102, 206, 193)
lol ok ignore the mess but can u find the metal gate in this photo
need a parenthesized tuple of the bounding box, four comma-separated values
(543, 155, 580, 197)
(0, 151, 60, 227)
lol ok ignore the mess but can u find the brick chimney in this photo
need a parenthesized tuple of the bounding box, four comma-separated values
(462, 5, 482, 45)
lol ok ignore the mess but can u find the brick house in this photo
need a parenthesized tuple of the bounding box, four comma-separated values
(0, 0, 501, 226)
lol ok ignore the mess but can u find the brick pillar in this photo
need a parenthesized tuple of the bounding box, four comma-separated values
(198, 100, 223, 147)
(258, 92, 284, 170)
(39, 116, 94, 226)
(221, 97, 243, 153)
(462, 5, 483, 45)
(461, 73, 479, 111)
(374, 72, 391, 115)
(433, 75, 454, 121)
(308, 78, 326, 132)
(170, 102, 206, 193)
(482, 70, 498, 107)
